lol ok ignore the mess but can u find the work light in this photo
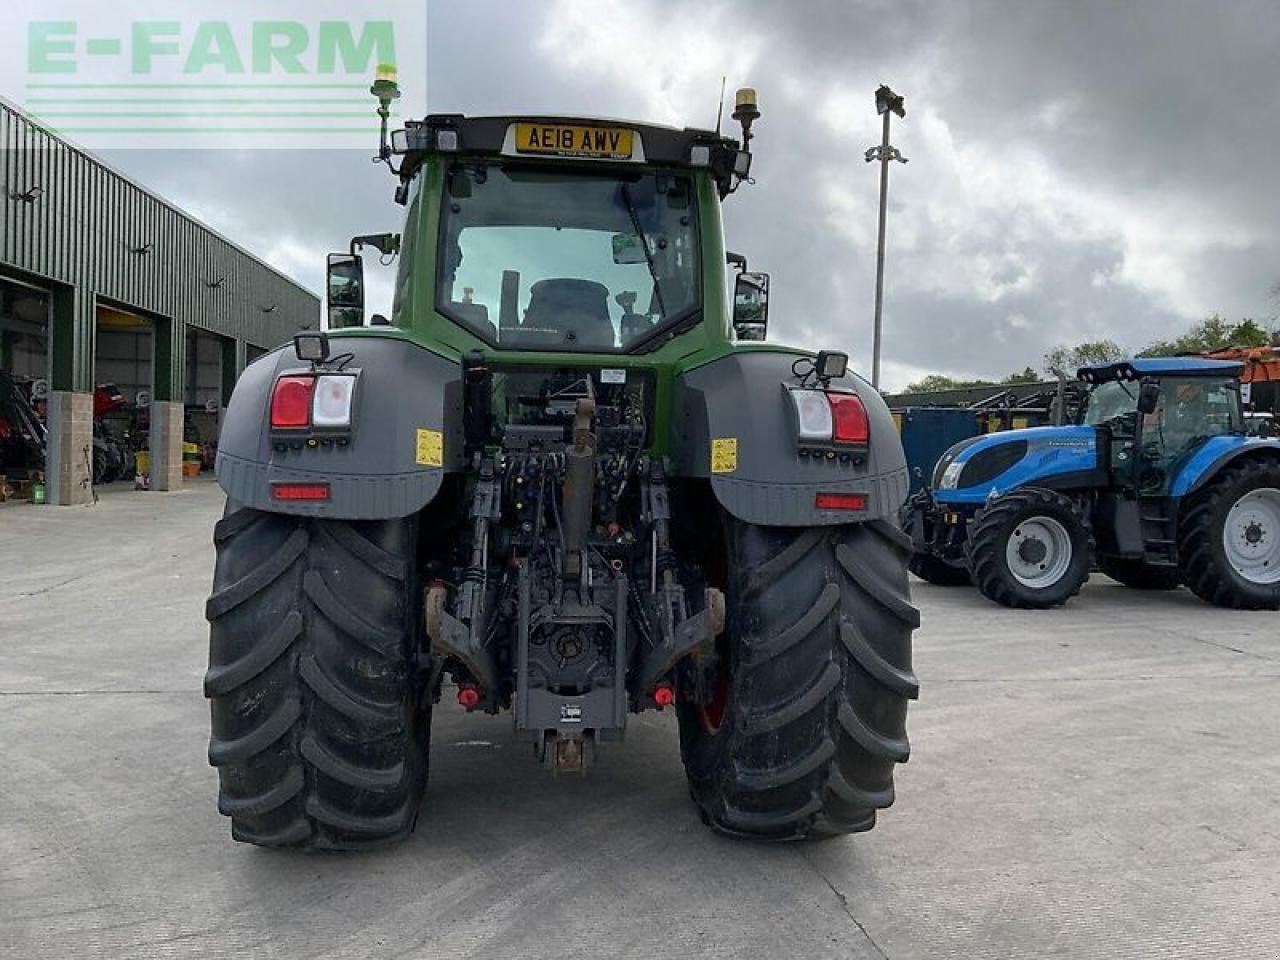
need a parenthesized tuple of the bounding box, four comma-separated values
(294, 331, 330, 363)
(815, 350, 849, 381)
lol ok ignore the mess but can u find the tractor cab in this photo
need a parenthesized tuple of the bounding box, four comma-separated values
(323, 73, 767, 358)
(1078, 358, 1245, 496)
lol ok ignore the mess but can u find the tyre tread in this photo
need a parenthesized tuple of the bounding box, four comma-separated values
(1178, 459, 1280, 610)
(680, 518, 917, 840)
(966, 488, 1090, 609)
(205, 505, 427, 850)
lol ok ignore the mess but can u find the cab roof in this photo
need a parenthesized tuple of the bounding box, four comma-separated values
(414, 114, 731, 155)
(1077, 357, 1244, 383)
(393, 114, 748, 196)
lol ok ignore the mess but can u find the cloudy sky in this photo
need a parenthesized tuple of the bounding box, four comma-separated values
(89, 0, 1280, 390)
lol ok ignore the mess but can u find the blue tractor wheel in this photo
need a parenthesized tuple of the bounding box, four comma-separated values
(966, 488, 1091, 609)
(1179, 459, 1280, 610)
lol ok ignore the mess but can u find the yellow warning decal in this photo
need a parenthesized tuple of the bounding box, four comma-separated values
(415, 428, 443, 467)
(711, 437, 738, 474)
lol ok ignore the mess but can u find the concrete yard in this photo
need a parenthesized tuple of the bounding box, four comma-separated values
(2, 478, 1277, 959)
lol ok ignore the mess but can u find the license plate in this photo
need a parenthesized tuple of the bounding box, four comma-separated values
(515, 123, 634, 160)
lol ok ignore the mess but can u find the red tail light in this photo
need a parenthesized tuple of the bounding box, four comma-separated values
(272, 483, 330, 501)
(827, 393, 869, 445)
(270, 375, 315, 428)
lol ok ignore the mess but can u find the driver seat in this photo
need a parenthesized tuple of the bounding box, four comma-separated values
(522, 279, 614, 348)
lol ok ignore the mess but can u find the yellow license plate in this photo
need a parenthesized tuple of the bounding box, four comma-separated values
(515, 123, 634, 160)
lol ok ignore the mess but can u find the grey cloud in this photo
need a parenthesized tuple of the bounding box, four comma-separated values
(89, 0, 1279, 387)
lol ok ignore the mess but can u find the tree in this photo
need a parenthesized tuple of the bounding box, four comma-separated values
(1041, 340, 1125, 377)
(903, 366, 1045, 395)
(902, 374, 995, 394)
(1002, 366, 1041, 385)
(1139, 314, 1272, 357)
(1233, 319, 1273, 348)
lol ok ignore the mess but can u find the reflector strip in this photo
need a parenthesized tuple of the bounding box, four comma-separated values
(272, 483, 330, 501)
(815, 492, 867, 511)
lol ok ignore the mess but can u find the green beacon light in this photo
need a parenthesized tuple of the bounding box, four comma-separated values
(371, 63, 401, 106)
(371, 63, 401, 162)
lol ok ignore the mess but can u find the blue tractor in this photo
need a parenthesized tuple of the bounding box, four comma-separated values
(903, 358, 1280, 609)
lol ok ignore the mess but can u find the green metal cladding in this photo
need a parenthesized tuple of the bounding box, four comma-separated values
(0, 100, 318, 395)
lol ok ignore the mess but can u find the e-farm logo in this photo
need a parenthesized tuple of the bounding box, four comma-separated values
(4, 2, 426, 149)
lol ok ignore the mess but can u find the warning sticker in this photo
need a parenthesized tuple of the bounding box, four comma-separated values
(415, 429, 443, 467)
(710, 437, 738, 474)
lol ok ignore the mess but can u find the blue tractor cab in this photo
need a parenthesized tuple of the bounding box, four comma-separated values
(903, 357, 1280, 609)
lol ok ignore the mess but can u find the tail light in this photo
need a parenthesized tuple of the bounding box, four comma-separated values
(270, 373, 356, 430)
(828, 394, 869, 444)
(311, 375, 356, 428)
(787, 388, 870, 449)
(270, 376, 315, 428)
(791, 389, 834, 443)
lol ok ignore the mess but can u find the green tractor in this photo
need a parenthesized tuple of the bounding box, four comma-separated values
(204, 73, 919, 849)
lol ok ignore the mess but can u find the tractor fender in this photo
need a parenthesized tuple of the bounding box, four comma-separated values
(1171, 435, 1280, 498)
(673, 351, 908, 526)
(216, 336, 463, 518)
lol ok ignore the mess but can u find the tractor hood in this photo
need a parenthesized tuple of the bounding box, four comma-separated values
(932, 425, 1099, 505)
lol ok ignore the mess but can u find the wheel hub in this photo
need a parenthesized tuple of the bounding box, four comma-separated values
(1018, 537, 1048, 565)
(1223, 487, 1280, 585)
(1006, 516, 1074, 588)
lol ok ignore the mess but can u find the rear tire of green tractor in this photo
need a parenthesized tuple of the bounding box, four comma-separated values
(1097, 556, 1181, 590)
(1178, 459, 1280, 610)
(966, 488, 1090, 609)
(204, 502, 429, 850)
(909, 553, 972, 586)
(677, 516, 919, 841)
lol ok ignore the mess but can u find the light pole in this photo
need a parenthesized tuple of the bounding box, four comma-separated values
(865, 85, 907, 390)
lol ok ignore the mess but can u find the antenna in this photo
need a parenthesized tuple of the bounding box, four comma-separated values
(715, 75, 726, 134)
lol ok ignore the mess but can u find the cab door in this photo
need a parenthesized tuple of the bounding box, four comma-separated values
(1140, 376, 1243, 495)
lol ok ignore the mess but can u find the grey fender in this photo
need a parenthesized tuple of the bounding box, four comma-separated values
(215, 336, 463, 518)
(673, 351, 909, 526)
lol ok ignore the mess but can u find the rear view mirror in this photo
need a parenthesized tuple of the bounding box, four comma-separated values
(733, 271, 769, 341)
(611, 233, 648, 265)
(1137, 379, 1160, 416)
(327, 253, 365, 329)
